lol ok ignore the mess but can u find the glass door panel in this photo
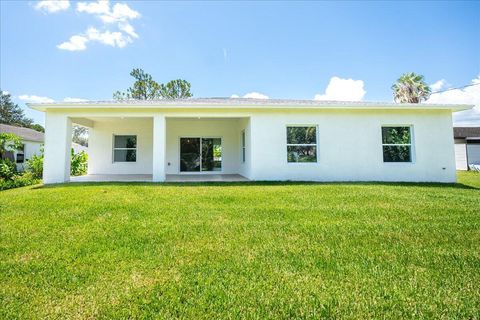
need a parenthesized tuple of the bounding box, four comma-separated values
(201, 138, 222, 171)
(180, 138, 200, 172)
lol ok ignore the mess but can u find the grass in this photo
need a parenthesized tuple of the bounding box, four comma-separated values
(1, 172, 479, 319)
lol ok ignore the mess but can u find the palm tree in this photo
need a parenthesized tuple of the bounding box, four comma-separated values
(391, 72, 431, 103)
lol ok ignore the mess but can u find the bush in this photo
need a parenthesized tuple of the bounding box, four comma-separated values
(71, 150, 88, 176)
(26, 153, 44, 179)
(26, 148, 88, 178)
(0, 172, 40, 191)
(0, 159, 16, 180)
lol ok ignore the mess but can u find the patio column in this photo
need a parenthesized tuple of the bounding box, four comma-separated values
(43, 113, 72, 184)
(152, 114, 166, 182)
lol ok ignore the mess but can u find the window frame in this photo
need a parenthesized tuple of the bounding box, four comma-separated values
(241, 130, 246, 163)
(112, 134, 137, 163)
(381, 125, 414, 163)
(286, 125, 319, 164)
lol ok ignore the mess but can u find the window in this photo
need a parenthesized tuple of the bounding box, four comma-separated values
(286, 126, 317, 163)
(241, 130, 246, 163)
(16, 144, 25, 163)
(382, 126, 412, 162)
(113, 135, 137, 162)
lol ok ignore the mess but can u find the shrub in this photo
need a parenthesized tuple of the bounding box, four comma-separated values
(71, 150, 88, 176)
(26, 153, 44, 179)
(0, 159, 16, 180)
(0, 172, 40, 191)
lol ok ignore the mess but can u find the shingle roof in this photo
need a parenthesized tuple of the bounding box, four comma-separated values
(453, 127, 480, 139)
(0, 124, 44, 142)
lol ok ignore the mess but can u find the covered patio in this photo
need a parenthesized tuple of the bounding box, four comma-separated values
(70, 174, 249, 183)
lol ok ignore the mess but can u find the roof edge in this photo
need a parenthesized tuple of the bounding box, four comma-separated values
(27, 98, 474, 112)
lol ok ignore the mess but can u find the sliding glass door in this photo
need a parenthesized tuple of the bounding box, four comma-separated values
(180, 137, 222, 172)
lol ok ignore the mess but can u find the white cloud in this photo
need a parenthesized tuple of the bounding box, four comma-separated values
(98, 2, 140, 23)
(76, 0, 109, 15)
(314, 76, 366, 101)
(230, 92, 269, 99)
(426, 76, 480, 127)
(430, 79, 447, 92)
(18, 95, 55, 103)
(243, 92, 269, 99)
(2, 90, 10, 95)
(35, 0, 70, 13)
(56, 1, 141, 51)
(118, 22, 138, 38)
(57, 35, 88, 51)
(77, 1, 140, 23)
(63, 97, 88, 102)
(86, 27, 130, 48)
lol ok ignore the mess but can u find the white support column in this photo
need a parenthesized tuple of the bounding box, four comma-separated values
(43, 113, 72, 184)
(152, 114, 166, 182)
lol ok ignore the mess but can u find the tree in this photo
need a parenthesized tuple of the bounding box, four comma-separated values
(30, 124, 45, 133)
(0, 133, 22, 159)
(1, 90, 32, 127)
(1, 90, 45, 132)
(72, 125, 88, 147)
(391, 72, 431, 103)
(114, 69, 192, 100)
(161, 79, 192, 99)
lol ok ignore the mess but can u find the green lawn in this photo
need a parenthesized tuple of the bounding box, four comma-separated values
(1, 172, 479, 319)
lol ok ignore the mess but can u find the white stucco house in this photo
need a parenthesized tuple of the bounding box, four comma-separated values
(0, 124, 44, 171)
(28, 98, 472, 184)
(453, 127, 480, 170)
(0, 123, 88, 172)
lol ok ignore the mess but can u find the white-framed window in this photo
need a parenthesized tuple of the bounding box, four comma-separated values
(241, 130, 246, 163)
(113, 135, 137, 162)
(286, 126, 317, 163)
(381, 126, 412, 162)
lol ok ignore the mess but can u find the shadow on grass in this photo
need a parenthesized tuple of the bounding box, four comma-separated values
(30, 180, 479, 190)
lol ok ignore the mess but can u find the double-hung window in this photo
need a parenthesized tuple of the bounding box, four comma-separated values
(381, 126, 412, 162)
(286, 126, 318, 163)
(113, 135, 137, 162)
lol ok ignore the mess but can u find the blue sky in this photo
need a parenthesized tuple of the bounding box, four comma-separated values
(1, 1, 479, 125)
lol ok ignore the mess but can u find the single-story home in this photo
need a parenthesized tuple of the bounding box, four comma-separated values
(28, 98, 472, 184)
(0, 124, 44, 171)
(453, 127, 480, 170)
(0, 123, 88, 171)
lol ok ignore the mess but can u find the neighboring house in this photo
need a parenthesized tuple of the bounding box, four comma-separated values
(453, 127, 480, 170)
(72, 142, 88, 154)
(28, 98, 473, 184)
(0, 124, 43, 171)
(0, 123, 88, 172)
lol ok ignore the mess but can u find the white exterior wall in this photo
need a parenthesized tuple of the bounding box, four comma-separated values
(14, 140, 42, 171)
(42, 107, 458, 183)
(165, 118, 242, 174)
(237, 118, 252, 179)
(454, 139, 468, 170)
(249, 109, 456, 182)
(43, 113, 72, 183)
(88, 118, 153, 175)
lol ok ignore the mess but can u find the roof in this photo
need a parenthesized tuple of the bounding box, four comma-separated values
(453, 127, 480, 139)
(27, 98, 473, 112)
(0, 124, 44, 142)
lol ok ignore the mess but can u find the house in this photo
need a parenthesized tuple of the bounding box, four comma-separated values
(453, 127, 480, 170)
(0, 123, 88, 171)
(0, 124, 44, 171)
(27, 98, 473, 184)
